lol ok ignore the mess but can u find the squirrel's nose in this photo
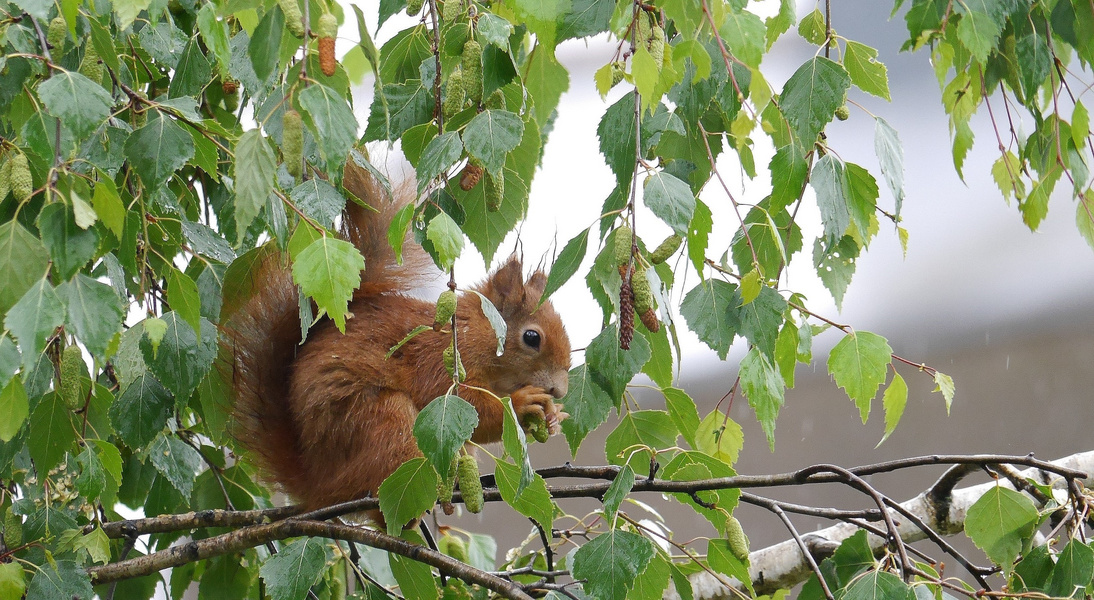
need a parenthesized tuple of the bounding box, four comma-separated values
(548, 377, 568, 399)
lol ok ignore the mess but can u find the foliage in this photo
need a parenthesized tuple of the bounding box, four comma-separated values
(0, 0, 1090, 598)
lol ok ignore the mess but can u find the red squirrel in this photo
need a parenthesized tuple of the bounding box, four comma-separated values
(222, 159, 572, 512)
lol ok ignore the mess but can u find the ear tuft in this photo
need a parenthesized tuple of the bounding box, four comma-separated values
(482, 256, 526, 312)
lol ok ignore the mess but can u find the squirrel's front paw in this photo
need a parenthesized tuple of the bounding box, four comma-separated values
(512, 386, 564, 438)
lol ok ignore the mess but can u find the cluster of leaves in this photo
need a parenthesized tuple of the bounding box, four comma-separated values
(900, 0, 1094, 242)
(0, 0, 1088, 597)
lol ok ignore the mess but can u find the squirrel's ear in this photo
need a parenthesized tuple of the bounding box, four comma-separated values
(526, 271, 547, 296)
(484, 257, 527, 310)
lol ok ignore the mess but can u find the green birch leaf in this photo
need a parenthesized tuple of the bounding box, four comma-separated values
(25, 560, 92, 600)
(735, 284, 786, 358)
(874, 117, 906, 216)
(58, 274, 124, 360)
(811, 154, 849, 243)
(585, 322, 651, 403)
(1076, 198, 1094, 251)
(494, 458, 556, 530)
(965, 486, 1038, 573)
(765, 0, 796, 48)
(844, 41, 890, 100)
(164, 268, 201, 333)
(140, 313, 217, 404)
(841, 570, 915, 600)
(249, 5, 283, 82)
(169, 38, 211, 98)
(28, 393, 74, 474)
(694, 409, 744, 466)
(425, 211, 464, 270)
(0, 335, 18, 389)
(0, 562, 25, 600)
(843, 162, 879, 241)
(680, 278, 739, 360)
(774, 321, 799, 387)
(797, 8, 826, 44)
(299, 83, 360, 168)
(461, 109, 524, 174)
(709, 538, 754, 596)
(631, 553, 671, 600)
(91, 176, 125, 237)
(4, 278, 65, 370)
(415, 132, 464, 195)
(643, 172, 696, 236)
(1073, 101, 1089, 148)
(291, 179, 346, 230)
(571, 529, 655, 600)
(234, 129, 277, 240)
(389, 533, 440, 600)
(148, 434, 203, 498)
(720, 8, 766, 69)
(739, 347, 785, 450)
(663, 387, 702, 449)
(604, 410, 676, 475)
(0, 377, 29, 442)
(37, 71, 113, 140)
(813, 235, 859, 310)
(601, 464, 634, 520)
(780, 57, 850, 146)
(259, 538, 329, 600)
(769, 144, 808, 212)
(500, 397, 533, 495)
(110, 374, 173, 448)
(378, 457, 438, 535)
(540, 227, 589, 306)
(74, 443, 106, 500)
(525, 43, 569, 132)
(597, 91, 638, 187)
(560, 364, 614, 455)
(827, 330, 892, 422)
(413, 395, 479, 478)
(878, 372, 907, 446)
(125, 114, 195, 187)
(196, 3, 232, 77)
(37, 202, 98, 281)
(1046, 539, 1094, 598)
(292, 237, 365, 333)
(0, 222, 49, 315)
(956, 10, 1002, 63)
(933, 370, 956, 413)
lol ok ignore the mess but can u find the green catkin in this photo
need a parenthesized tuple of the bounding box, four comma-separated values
(441, 535, 468, 562)
(835, 105, 850, 121)
(433, 290, 457, 331)
(461, 39, 483, 104)
(406, 0, 425, 16)
(79, 44, 103, 84)
(484, 171, 503, 212)
(47, 17, 66, 50)
(60, 345, 85, 409)
(3, 508, 21, 548)
(649, 234, 682, 264)
(442, 68, 466, 121)
(632, 266, 653, 315)
(526, 413, 550, 443)
(317, 12, 338, 37)
(614, 225, 633, 266)
(282, 109, 304, 180)
(442, 0, 462, 22)
(484, 89, 505, 110)
(443, 344, 465, 380)
(648, 25, 665, 65)
(279, 0, 305, 37)
(456, 454, 483, 513)
(0, 158, 12, 200)
(10, 153, 32, 201)
(726, 515, 750, 561)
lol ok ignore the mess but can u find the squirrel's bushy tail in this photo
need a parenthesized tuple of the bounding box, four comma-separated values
(221, 157, 426, 501)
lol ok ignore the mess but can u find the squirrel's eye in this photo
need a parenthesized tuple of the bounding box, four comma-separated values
(522, 329, 541, 349)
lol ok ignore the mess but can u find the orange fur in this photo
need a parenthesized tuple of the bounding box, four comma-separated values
(222, 159, 572, 512)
